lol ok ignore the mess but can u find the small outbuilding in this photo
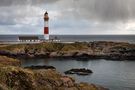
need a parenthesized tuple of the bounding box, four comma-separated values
(19, 36, 39, 42)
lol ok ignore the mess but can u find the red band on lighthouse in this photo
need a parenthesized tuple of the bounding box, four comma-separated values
(44, 27, 49, 34)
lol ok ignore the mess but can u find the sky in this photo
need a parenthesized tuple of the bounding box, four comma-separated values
(0, 0, 135, 35)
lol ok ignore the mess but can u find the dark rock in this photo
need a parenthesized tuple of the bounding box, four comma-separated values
(25, 65, 56, 70)
(64, 68, 93, 75)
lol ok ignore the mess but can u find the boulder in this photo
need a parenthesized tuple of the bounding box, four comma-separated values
(64, 68, 93, 75)
(25, 65, 56, 70)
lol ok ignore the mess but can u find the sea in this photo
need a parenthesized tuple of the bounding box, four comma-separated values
(0, 35, 135, 43)
(1, 35, 135, 90)
(51, 35, 135, 43)
(21, 58, 135, 90)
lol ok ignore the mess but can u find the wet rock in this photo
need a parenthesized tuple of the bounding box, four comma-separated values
(24, 65, 56, 70)
(64, 68, 93, 75)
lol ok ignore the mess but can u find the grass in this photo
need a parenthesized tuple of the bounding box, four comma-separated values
(0, 56, 21, 66)
(0, 42, 89, 53)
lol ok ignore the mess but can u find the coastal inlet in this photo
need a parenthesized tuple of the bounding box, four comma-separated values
(0, 41, 135, 90)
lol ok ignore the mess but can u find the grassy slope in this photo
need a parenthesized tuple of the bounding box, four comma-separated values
(0, 42, 89, 53)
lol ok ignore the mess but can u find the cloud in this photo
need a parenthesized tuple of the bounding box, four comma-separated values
(0, 0, 61, 26)
(0, 0, 135, 35)
(0, 6, 43, 26)
(0, 0, 59, 6)
(1, 0, 135, 25)
(58, 0, 135, 22)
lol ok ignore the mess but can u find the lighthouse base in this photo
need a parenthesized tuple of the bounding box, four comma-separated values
(44, 34, 49, 40)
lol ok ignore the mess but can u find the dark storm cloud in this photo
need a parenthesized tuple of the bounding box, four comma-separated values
(1, 0, 135, 25)
(60, 0, 135, 22)
(0, 0, 135, 34)
(0, 0, 59, 6)
(0, 0, 59, 25)
(0, 6, 41, 25)
(0, 0, 58, 25)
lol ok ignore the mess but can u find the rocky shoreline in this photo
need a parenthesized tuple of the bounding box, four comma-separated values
(0, 41, 134, 89)
(0, 55, 108, 90)
(0, 41, 134, 60)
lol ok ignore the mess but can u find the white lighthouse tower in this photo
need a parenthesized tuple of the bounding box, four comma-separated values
(44, 11, 49, 40)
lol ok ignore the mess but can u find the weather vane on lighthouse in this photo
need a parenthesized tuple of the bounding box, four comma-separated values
(44, 11, 49, 40)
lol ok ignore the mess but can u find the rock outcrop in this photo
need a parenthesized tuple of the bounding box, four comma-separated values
(0, 41, 134, 60)
(25, 65, 56, 70)
(64, 68, 93, 75)
(0, 55, 108, 90)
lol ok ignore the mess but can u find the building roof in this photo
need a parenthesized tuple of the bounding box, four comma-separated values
(19, 36, 39, 40)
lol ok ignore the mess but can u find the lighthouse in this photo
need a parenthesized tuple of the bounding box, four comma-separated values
(44, 11, 49, 40)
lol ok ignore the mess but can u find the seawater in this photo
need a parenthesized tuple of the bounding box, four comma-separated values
(50, 35, 135, 43)
(21, 58, 135, 90)
(0, 35, 135, 43)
